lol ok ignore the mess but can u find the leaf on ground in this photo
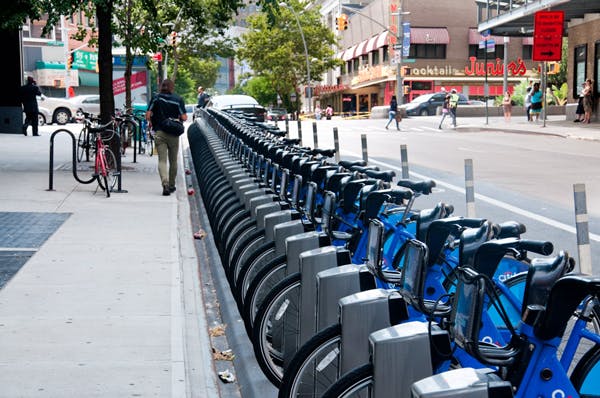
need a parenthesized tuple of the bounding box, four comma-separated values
(209, 324, 227, 337)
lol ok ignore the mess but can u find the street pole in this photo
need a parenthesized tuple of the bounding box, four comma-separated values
(395, 0, 404, 105)
(61, 16, 70, 98)
(503, 37, 509, 94)
(484, 39, 489, 125)
(281, 2, 312, 113)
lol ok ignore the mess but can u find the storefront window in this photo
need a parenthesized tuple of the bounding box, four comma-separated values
(353, 59, 359, 72)
(468, 44, 504, 59)
(383, 46, 389, 62)
(361, 54, 368, 66)
(408, 44, 446, 59)
(595, 42, 600, 95)
(522, 45, 532, 60)
(574, 45, 586, 98)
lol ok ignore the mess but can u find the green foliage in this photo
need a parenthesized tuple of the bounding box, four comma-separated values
(550, 83, 568, 105)
(244, 76, 278, 107)
(173, 67, 197, 103)
(236, 0, 341, 111)
(547, 38, 568, 88)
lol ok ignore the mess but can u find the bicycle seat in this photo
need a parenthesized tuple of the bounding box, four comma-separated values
(364, 169, 396, 183)
(396, 179, 436, 195)
(534, 274, 600, 340)
(325, 173, 353, 196)
(338, 160, 367, 170)
(363, 187, 413, 223)
(495, 221, 526, 239)
(415, 202, 454, 242)
(459, 222, 496, 268)
(522, 252, 572, 316)
(310, 148, 336, 158)
(472, 238, 554, 279)
(351, 165, 379, 174)
(425, 217, 487, 267)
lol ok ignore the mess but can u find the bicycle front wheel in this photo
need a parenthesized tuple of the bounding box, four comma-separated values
(279, 323, 342, 398)
(145, 136, 154, 157)
(321, 363, 374, 398)
(252, 273, 301, 387)
(97, 147, 118, 192)
(571, 344, 600, 397)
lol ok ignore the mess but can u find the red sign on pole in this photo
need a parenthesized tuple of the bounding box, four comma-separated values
(533, 10, 564, 61)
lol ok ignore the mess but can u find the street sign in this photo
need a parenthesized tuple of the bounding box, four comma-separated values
(533, 10, 564, 61)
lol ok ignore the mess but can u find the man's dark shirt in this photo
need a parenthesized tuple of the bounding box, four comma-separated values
(197, 92, 210, 108)
(20, 83, 42, 113)
(148, 93, 186, 127)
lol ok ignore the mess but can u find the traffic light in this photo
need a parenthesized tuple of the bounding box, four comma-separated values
(546, 62, 560, 75)
(169, 31, 178, 46)
(336, 14, 348, 30)
(66, 53, 74, 70)
(403, 85, 410, 95)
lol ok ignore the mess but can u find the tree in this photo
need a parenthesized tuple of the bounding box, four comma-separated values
(236, 0, 341, 112)
(244, 76, 278, 106)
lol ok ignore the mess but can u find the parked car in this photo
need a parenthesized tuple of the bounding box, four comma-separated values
(37, 94, 100, 124)
(400, 92, 471, 116)
(266, 108, 288, 121)
(206, 94, 266, 122)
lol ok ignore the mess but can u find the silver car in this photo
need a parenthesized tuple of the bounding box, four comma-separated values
(37, 94, 100, 125)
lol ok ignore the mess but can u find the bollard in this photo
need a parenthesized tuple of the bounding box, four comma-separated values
(361, 134, 368, 163)
(573, 183, 592, 274)
(312, 121, 318, 149)
(333, 127, 340, 163)
(464, 159, 475, 217)
(285, 118, 289, 137)
(297, 119, 303, 146)
(400, 144, 409, 179)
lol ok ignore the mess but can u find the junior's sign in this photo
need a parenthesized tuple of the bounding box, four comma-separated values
(464, 57, 528, 76)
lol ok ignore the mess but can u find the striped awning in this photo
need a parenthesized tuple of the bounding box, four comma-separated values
(342, 44, 358, 61)
(468, 28, 503, 44)
(410, 28, 450, 44)
(522, 37, 533, 45)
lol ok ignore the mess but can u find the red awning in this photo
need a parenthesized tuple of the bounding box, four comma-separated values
(365, 34, 380, 53)
(342, 44, 358, 61)
(410, 28, 450, 44)
(468, 28, 503, 44)
(354, 39, 370, 57)
(376, 31, 390, 49)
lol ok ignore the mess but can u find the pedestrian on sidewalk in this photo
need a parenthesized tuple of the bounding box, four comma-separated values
(530, 82, 543, 122)
(385, 95, 400, 130)
(582, 78, 594, 124)
(524, 86, 532, 122)
(19, 76, 42, 136)
(146, 79, 188, 196)
(574, 82, 585, 122)
(502, 91, 512, 122)
(448, 89, 459, 128)
(438, 93, 450, 129)
(197, 86, 210, 108)
(325, 104, 333, 120)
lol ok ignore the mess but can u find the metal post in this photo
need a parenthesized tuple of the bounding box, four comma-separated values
(464, 159, 476, 217)
(395, 0, 404, 105)
(297, 119, 303, 145)
(484, 41, 489, 125)
(503, 37, 509, 94)
(333, 127, 340, 163)
(573, 183, 592, 274)
(285, 118, 289, 137)
(312, 121, 318, 149)
(542, 61, 547, 128)
(361, 134, 368, 163)
(400, 144, 409, 179)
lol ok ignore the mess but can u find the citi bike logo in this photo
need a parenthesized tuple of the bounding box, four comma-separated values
(497, 271, 517, 282)
(552, 389, 572, 398)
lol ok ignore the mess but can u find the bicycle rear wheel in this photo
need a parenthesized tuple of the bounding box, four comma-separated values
(145, 135, 154, 157)
(571, 344, 600, 397)
(77, 129, 88, 162)
(97, 147, 118, 192)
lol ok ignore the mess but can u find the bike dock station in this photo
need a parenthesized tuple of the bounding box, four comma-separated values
(185, 108, 600, 398)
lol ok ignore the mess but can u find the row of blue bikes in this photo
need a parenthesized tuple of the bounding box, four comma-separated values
(188, 107, 600, 398)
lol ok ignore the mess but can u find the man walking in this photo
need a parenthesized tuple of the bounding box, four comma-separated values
(146, 79, 187, 196)
(197, 86, 210, 108)
(448, 89, 460, 128)
(19, 76, 42, 136)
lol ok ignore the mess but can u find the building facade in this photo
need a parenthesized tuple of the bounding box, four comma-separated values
(567, 13, 600, 102)
(314, 0, 542, 115)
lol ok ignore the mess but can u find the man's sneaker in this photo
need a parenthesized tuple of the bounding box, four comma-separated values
(169, 186, 176, 193)
(162, 185, 170, 196)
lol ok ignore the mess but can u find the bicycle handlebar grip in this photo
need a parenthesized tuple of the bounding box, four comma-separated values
(518, 239, 554, 256)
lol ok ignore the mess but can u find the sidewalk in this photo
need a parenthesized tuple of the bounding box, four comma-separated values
(0, 125, 220, 397)
(454, 114, 600, 141)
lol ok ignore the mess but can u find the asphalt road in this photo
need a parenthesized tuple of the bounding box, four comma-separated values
(283, 116, 600, 275)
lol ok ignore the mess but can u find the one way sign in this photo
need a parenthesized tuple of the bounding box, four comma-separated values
(533, 10, 564, 61)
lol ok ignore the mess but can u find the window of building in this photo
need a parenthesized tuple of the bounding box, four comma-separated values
(522, 45, 532, 60)
(346, 61, 351, 75)
(361, 54, 368, 66)
(353, 59, 359, 72)
(408, 44, 446, 59)
(574, 45, 587, 98)
(383, 45, 389, 62)
(468, 44, 504, 59)
(372, 50, 379, 65)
